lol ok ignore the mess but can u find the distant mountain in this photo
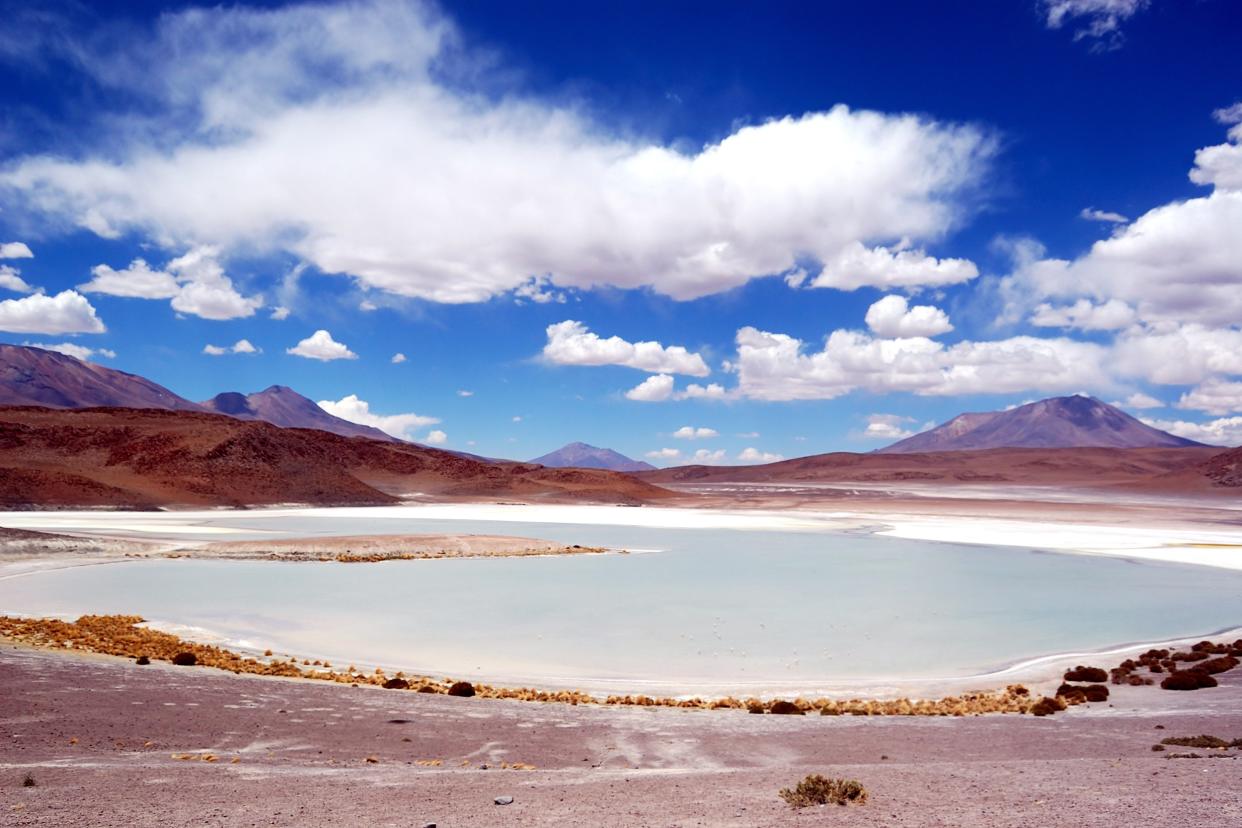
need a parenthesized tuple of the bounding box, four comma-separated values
(201, 386, 396, 442)
(531, 442, 655, 472)
(0, 343, 204, 411)
(879, 395, 1208, 453)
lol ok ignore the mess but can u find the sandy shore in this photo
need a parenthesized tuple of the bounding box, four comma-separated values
(3, 644, 1241, 827)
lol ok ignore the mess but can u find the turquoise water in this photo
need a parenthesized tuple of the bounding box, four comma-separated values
(3, 515, 1241, 695)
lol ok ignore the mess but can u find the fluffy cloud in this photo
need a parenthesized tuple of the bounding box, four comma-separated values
(680, 382, 729, 400)
(544, 321, 709, 376)
(1030, 298, 1135, 331)
(1176, 379, 1242, 416)
(424, 429, 447, 445)
(1141, 417, 1242, 447)
(625, 374, 674, 402)
(734, 326, 1109, 401)
(1111, 324, 1242, 386)
(1080, 207, 1128, 224)
(23, 341, 115, 361)
(1113, 392, 1163, 410)
(737, 447, 784, 464)
(0, 265, 33, 293)
(0, 290, 105, 334)
(317, 394, 439, 441)
(0, 1, 994, 304)
(672, 426, 718, 440)
(0, 242, 33, 259)
(1003, 123, 1242, 330)
(80, 259, 179, 299)
(391, 352, 407, 364)
(645, 448, 681, 460)
(692, 448, 727, 464)
(203, 339, 258, 356)
(861, 413, 918, 441)
(1041, 0, 1149, 48)
(80, 248, 262, 320)
(864, 295, 953, 338)
(270, 306, 291, 320)
(808, 243, 978, 291)
(287, 329, 357, 361)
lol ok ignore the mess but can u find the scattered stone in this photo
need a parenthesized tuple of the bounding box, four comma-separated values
(494, 795, 514, 805)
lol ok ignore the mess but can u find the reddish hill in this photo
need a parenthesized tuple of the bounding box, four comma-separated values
(881, 396, 1206, 453)
(0, 344, 204, 411)
(640, 445, 1234, 493)
(0, 406, 672, 509)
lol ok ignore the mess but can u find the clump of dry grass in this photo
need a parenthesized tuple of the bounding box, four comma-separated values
(1159, 735, 1231, 749)
(22, 773, 36, 787)
(779, 775, 867, 808)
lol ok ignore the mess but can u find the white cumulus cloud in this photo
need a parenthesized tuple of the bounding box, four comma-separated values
(80, 248, 262, 320)
(1176, 379, 1242, 416)
(861, 413, 919, 441)
(1141, 417, 1242, 447)
(287, 329, 357, 361)
(0, 1, 994, 304)
(0, 242, 33, 259)
(1030, 298, 1136, 331)
(625, 374, 675, 402)
(317, 394, 439, 441)
(544, 320, 709, 376)
(391, 352, 407, 364)
(809, 242, 978, 291)
(1041, 0, 1150, 49)
(645, 448, 681, 460)
(424, 429, 447, 445)
(0, 290, 105, 334)
(864, 295, 953, 338)
(1080, 207, 1128, 224)
(734, 326, 1109, 401)
(203, 339, 258, 356)
(737, 447, 784, 464)
(672, 426, 718, 440)
(0, 265, 33, 293)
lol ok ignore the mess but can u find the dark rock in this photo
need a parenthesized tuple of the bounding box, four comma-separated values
(494, 796, 514, 806)
(171, 652, 197, 666)
(135, 655, 150, 665)
(447, 681, 475, 697)
(382, 678, 410, 690)
(417, 684, 439, 693)
(769, 700, 804, 715)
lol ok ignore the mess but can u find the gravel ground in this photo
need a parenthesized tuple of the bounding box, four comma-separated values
(3, 646, 1242, 826)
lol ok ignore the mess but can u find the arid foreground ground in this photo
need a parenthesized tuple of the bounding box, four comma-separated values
(3, 645, 1241, 827)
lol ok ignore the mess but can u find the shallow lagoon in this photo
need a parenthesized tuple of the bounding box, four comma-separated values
(3, 508, 1241, 696)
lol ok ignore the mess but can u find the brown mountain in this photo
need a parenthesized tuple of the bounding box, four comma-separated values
(201, 386, 395, 442)
(879, 396, 1206, 453)
(639, 445, 1233, 493)
(0, 343, 204, 411)
(0, 406, 672, 509)
(530, 442, 655, 472)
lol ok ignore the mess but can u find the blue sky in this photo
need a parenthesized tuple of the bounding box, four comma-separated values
(1, 0, 1241, 462)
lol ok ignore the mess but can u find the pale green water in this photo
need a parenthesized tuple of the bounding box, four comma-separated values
(3, 512, 1241, 695)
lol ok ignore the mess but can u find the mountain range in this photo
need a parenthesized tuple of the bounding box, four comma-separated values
(0, 344, 391, 442)
(878, 395, 1206, 453)
(530, 442, 655, 472)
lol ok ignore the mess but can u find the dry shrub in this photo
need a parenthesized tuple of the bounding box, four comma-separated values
(381, 678, 409, 690)
(1160, 735, 1230, 749)
(22, 773, 36, 787)
(769, 700, 804, 715)
(1028, 696, 1067, 716)
(1161, 671, 1218, 691)
(135, 655, 150, 665)
(779, 774, 868, 808)
(447, 681, 475, 697)
(171, 651, 197, 666)
(1064, 666, 1107, 682)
